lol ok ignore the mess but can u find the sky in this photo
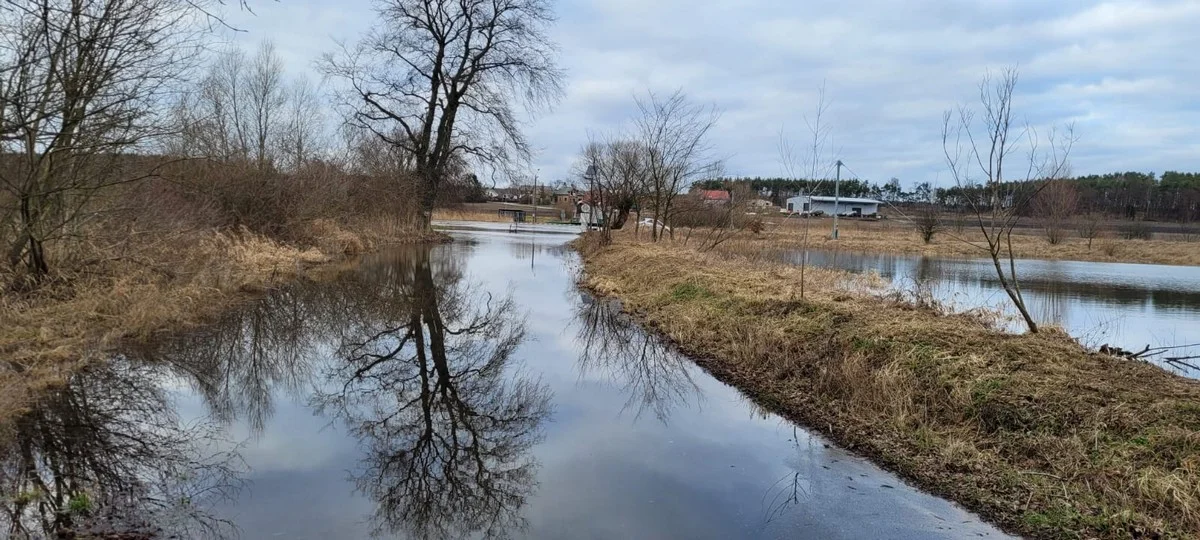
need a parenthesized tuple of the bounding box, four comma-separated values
(219, 0, 1200, 189)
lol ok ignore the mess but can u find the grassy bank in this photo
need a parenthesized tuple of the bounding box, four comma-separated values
(577, 236, 1200, 539)
(0, 218, 446, 429)
(751, 219, 1200, 266)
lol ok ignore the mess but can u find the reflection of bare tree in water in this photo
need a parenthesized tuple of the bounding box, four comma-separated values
(128, 247, 476, 436)
(133, 288, 321, 433)
(77, 244, 548, 538)
(574, 294, 703, 422)
(0, 359, 243, 539)
(316, 248, 551, 539)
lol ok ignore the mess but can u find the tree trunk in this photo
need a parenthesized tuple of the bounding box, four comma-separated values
(417, 169, 438, 230)
(29, 237, 48, 277)
(987, 239, 1038, 333)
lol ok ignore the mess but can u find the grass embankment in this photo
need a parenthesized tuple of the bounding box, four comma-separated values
(0, 218, 446, 428)
(578, 237, 1200, 539)
(753, 219, 1200, 266)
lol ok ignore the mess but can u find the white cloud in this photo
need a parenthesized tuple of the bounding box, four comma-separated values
(213, 0, 1200, 188)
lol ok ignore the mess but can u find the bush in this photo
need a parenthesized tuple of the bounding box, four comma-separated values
(913, 204, 942, 244)
(129, 159, 420, 248)
(1077, 214, 1102, 249)
(670, 198, 732, 229)
(1044, 224, 1067, 245)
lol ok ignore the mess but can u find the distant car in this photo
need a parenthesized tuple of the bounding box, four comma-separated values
(638, 218, 671, 232)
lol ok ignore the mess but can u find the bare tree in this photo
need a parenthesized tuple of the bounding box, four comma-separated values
(0, 0, 201, 278)
(211, 47, 251, 160)
(942, 68, 1076, 333)
(280, 76, 327, 169)
(1033, 177, 1078, 245)
(247, 41, 287, 170)
(778, 82, 834, 298)
(1077, 211, 1101, 250)
(322, 0, 563, 228)
(577, 137, 648, 243)
(635, 90, 721, 242)
(169, 41, 332, 174)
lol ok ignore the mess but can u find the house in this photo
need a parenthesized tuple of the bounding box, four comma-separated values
(489, 187, 524, 202)
(747, 199, 775, 209)
(698, 189, 731, 205)
(785, 195, 881, 217)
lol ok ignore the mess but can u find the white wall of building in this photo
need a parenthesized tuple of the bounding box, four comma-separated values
(785, 196, 880, 216)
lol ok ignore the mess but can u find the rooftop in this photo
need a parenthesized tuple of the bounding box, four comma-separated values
(698, 189, 731, 201)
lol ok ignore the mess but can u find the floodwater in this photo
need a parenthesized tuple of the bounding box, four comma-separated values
(1, 224, 1012, 539)
(776, 248, 1200, 377)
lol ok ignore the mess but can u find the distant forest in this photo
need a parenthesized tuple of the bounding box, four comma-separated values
(699, 171, 1200, 222)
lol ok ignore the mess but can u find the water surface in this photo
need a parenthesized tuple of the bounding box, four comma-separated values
(776, 249, 1200, 377)
(2, 225, 1011, 539)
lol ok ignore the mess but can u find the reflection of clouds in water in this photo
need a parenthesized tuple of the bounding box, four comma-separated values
(572, 293, 704, 423)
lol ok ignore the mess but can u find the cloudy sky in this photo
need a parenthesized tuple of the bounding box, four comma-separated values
(220, 0, 1200, 189)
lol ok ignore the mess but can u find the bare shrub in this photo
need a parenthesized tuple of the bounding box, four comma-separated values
(1099, 238, 1121, 257)
(671, 196, 732, 229)
(1033, 179, 1078, 245)
(913, 204, 942, 244)
(1077, 213, 1102, 250)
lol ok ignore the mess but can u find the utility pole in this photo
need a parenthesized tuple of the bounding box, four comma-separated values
(532, 170, 539, 222)
(832, 160, 843, 239)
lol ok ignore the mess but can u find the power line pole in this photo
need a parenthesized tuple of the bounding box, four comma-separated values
(532, 170, 539, 222)
(832, 160, 843, 239)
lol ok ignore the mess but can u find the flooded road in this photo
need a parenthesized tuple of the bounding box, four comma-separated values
(776, 249, 1200, 378)
(2, 225, 1011, 539)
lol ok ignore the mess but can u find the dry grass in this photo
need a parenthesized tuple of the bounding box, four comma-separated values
(0, 217, 444, 428)
(577, 236, 1200, 539)
(753, 218, 1200, 266)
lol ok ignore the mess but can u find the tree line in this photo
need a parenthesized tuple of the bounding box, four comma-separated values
(700, 171, 1200, 223)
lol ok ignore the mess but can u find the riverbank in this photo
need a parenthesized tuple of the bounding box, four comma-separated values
(0, 218, 447, 429)
(576, 236, 1200, 539)
(749, 219, 1200, 266)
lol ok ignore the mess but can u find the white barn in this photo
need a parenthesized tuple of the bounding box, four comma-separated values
(785, 195, 882, 217)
